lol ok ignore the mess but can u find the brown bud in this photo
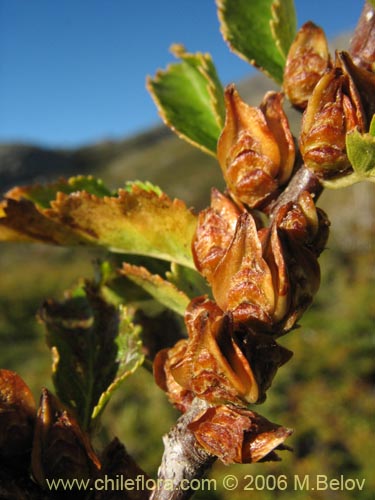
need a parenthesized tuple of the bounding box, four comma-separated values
(284, 21, 331, 109)
(209, 192, 328, 334)
(212, 212, 276, 328)
(0, 369, 36, 465)
(31, 388, 100, 486)
(169, 297, 260, 405)
(234, 327, 293, 401)
(153, 340, 194, 412)
(338, 51, 375, 127)
(274, 192, 329, 330)
(349, 2, 375, 72)
(217, 85, 295, 208)
(192, 188, 241, 281)
(159, 298, 292, 406)
(300, 54, 367, 179)
(188, 405, 293, 464)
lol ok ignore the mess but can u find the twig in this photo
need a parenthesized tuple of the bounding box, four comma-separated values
(150, 398, 215, 500)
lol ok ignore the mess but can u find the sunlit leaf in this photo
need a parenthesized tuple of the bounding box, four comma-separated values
(123, 180, 163, 196)
(325, 117, 375, 188)
(39, 285, 143, 430)
(346, 124, 375, 182)
(120, 263, 190, 316)
(217, 0, 295, 83)
(147, 44, 225, 155)
(0, 184, 197, 268)
(270, 0, 297, 59)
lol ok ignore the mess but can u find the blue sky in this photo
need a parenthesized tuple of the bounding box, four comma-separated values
(0, 0, 363, 148)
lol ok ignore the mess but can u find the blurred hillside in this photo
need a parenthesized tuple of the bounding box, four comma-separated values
(0, 67, 374, 499)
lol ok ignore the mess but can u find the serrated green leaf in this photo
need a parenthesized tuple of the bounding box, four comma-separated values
(6, 175, 112, 209)
(121, 263, 190, 316)
(270, 0, 297, 59)
(0, 184, 197, 268)
(147, 44, 225, 155)
(124, 180, 163, 196)
(217, 0, 291, 83)
(39, 285, 143, 430)
(324, 121, 375, 188)
(91, 307, 144, 422)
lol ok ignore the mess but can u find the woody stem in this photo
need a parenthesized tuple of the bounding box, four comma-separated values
(269, 164, 323, 220)
(150, 398, 215, 500)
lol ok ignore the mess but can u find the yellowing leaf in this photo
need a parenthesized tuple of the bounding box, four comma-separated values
(0, 184, 197, 268)
(6, 175, 112, 209)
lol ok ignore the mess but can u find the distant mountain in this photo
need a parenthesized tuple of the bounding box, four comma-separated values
(1, 32, 373, 252)
(0, 71, 282, 206)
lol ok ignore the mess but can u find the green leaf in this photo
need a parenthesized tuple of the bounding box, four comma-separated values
(324, 119, 375, 188)
(0, 183, 197, 268)
(39, 285, 143, 430)
(217, 0, 296, 83)
(121, 263, 190, 316)
(270, 0, 297, 59)
(91, 307, 144, 422)
(147, 44, 225, 155)
(347, 129, 375, 178)
(6, 175, 112, 209)
(123, 180, 163, 196)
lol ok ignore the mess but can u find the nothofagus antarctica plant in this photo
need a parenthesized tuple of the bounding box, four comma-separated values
(0, 1, 374, 499)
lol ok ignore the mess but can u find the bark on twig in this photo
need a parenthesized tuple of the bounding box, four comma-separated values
(150, 398, 216, 500)
(268, 165, 323, 219)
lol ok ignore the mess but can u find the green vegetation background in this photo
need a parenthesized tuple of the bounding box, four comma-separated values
(0, 74, 374, 499)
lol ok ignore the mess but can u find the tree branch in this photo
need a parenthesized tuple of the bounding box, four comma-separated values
(268, 164, 323, 219)
(150, 398, 216, 500)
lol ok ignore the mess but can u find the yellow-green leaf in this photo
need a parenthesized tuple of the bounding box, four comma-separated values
(0, 184, 197, 268)
(120, 263, 190, 316)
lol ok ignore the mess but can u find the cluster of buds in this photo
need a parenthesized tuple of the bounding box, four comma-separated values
(155, 65, 331, 461)
(285, 22, 375, 182)
(151, 14, 374, 465)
